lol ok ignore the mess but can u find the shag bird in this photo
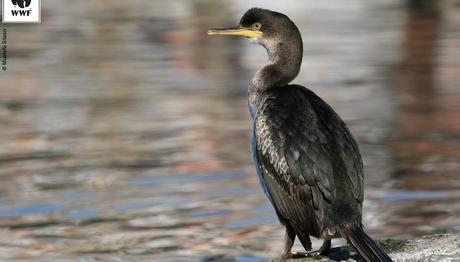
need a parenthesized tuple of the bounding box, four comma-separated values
(208, 8, 392, 262)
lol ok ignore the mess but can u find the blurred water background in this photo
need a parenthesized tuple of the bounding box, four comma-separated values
(0, 0, 460, 261)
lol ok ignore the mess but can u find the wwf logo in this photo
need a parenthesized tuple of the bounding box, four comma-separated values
(2, 0, 40, 23)
(11, 0, 32, 8)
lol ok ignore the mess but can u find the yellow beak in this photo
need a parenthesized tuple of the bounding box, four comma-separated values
(207, 26, 263, 38)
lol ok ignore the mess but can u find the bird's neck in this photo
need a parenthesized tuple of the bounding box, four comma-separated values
(249, 40, 303, 107)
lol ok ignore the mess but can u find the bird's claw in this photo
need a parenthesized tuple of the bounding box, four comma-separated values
(307, 250, 323, 258)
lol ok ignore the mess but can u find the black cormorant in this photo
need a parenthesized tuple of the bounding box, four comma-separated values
(208, 8, 392, 262)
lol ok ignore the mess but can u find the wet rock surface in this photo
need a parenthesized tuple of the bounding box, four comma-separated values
(271, 234, 460, 262)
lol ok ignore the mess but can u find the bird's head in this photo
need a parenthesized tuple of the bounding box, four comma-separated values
(208, 8, 303, 89)
(207, 8, 300, 48)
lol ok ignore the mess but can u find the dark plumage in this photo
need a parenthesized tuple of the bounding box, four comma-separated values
(208, 8, 392, 262)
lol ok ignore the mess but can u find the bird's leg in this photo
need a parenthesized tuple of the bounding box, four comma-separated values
(318, 239, 331, 255)
(308, 239, 331, 257)
(280, 225, 299, 258)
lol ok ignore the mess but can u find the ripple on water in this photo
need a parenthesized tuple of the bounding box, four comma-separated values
(116, 198, 194, 212)
(190, 209, 231, 218)
(381, 191, 456, 202)
(65, 207, 101, 219)
(128, 172, 247, 186)
(201, 187, 258, 197)
(249, 205, 275, 213)
(0, 204, 63, 218)
(225, 215, 278, 229)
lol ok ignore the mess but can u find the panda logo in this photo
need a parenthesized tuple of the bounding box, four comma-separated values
(11, 0, 32, 8)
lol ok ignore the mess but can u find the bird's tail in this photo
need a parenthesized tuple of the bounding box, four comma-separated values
(342, 227, 393, 262)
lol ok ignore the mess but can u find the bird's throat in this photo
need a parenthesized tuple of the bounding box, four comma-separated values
(249, 41, 303, 106)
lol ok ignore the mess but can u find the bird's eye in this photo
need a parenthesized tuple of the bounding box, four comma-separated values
(254, 23, 261, 29)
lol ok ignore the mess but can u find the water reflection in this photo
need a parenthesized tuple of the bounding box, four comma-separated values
(385, 0, 460, 237)
(0, 0, 459, 261)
